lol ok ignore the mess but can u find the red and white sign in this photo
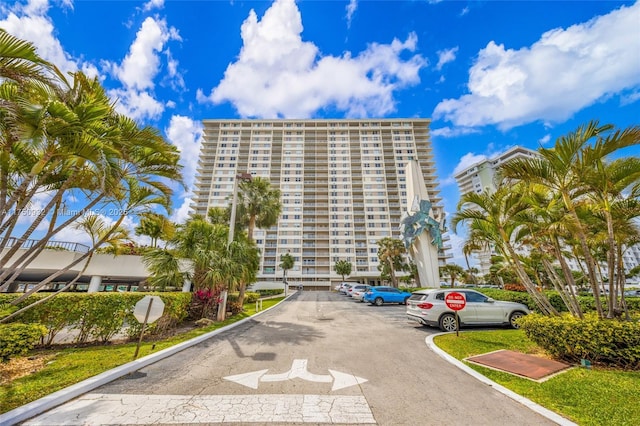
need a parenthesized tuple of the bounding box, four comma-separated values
(445, 292, 466, 311)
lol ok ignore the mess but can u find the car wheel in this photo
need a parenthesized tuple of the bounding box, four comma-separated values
(439, 313, 458, 332)
(374, 297, 384, 306)
(509, 311, 525, 329)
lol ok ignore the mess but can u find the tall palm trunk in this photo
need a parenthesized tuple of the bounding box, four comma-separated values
(499, 227, 558, 315)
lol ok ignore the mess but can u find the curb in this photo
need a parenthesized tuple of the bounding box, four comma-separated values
(425, 333, 577, 426)
(0, 293, 296, 426)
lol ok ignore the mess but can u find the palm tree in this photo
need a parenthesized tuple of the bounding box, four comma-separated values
(207, 206, 230, 225)
(452, 186, 558, 315)
(334, 259, 352, 282)
(233, 176, 281, 305)
(500, 121, 640, 317)
(0, 29, 62, 85)
(0, 70, 182, 295)
(280, 253, 295, 288)
(377, 237, 406, 288)
(236, 177, 282, 241)
(135, 212, 176, 248)
(462, 239, 482, 284)
(440, 264, 464, 287)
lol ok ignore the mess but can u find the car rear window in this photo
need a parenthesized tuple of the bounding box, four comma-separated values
(409, 294, 428, 301)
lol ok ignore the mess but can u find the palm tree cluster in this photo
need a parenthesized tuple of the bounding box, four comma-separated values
(143, 177, 282, 318)
(453, 121, 640, 319)
(0, 32, 182, 315)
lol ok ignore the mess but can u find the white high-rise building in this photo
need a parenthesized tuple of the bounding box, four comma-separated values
(454, 146, 539, 276)
(192, 119, 452, 290)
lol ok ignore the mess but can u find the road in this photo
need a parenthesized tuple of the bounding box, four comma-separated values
(26, 291, 557, 425)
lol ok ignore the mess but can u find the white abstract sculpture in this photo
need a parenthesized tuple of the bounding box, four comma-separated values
(399, 160, 445, 288)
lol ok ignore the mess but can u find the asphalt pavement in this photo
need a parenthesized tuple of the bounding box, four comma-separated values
(10, 291, 574, 425)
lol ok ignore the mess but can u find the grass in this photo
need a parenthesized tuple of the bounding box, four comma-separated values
(435, 330, 640, 426)
(0, 297, 285, 414)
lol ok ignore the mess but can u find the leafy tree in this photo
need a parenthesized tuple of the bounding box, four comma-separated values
(334, 259, 352, 282)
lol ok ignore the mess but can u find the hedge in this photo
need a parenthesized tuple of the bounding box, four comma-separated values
(475, 288, 640, 315)
(518, 313, 640, 369)
(0, 323, 47, 362)
(3, 293, 191, 345)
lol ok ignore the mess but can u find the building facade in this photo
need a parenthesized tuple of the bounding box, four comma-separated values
(192, 119, 451, 290)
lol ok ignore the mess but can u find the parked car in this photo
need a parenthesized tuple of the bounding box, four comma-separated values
(351, 285, 371, 302)
(624, 289, 640, 297)
(406, 289, 530, 332)
(363, 286, 412, 306)
(338, 283, 352, 294)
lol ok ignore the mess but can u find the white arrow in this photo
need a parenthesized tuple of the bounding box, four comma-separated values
(223, 359, 367, 391)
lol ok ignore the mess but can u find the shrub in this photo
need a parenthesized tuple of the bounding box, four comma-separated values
(0, 323, 47, 362)
(504, 283, 527, 292)
(519, 313, 640, 369)
(244, 292, 260, 304)
(3, 292, 191, 344)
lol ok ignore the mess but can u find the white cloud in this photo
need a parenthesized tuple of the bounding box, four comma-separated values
(142, 0, 164, 12)
(435, 46, 458, 70)
(460, 7, 470, 17)
(171, 195, 193, 224)
(0, 0, 81, 77)
(430, 126, 479, 138)
(104, 16, 181, 122)
(346, 0, 357, 28)
(201, 0, 426, 118)
(108, 88, 164, 121)
(112, 17, 180, 91)
(165, 115, 203, 190)
(433, 2, 640, 130)
(452, 152, 487, 176)
(538, 134, 551, 145)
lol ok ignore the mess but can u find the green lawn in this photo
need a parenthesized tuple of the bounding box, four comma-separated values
(435, 330, 640, 426)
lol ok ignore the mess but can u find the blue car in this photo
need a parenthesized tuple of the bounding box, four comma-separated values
(363, 286, 412, 306)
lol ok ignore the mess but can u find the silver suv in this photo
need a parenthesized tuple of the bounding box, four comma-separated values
(406, 289, 529, 332)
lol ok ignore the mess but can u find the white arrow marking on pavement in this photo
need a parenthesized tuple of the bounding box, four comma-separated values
(223, 359, 368, 391)
(329, 369, 368, 391)
(261, 359, 333, 383)
(222, 369, 268, 389)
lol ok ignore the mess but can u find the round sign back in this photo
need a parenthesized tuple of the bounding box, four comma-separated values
(133, 295, 165, 324)
(444, 292, 466, 311)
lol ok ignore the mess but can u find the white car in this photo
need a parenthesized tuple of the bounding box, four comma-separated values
(406, 289, 530, 332)
(350, 285, 371, 302)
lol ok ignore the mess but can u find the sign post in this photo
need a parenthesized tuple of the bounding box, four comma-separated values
(133, 295, 165, 359)
(444, 292, 466, 337)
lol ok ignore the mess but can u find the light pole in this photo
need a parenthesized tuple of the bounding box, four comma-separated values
(228, 172, 253, 246)
(218, 172, 252, 322)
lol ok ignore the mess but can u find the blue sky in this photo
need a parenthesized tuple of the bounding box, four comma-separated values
(1, 0, 639, 266)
